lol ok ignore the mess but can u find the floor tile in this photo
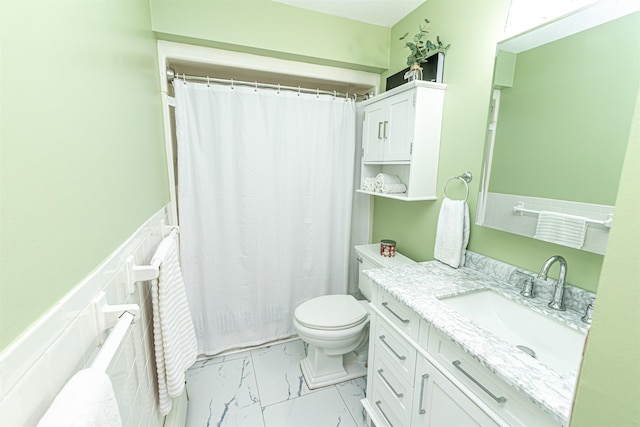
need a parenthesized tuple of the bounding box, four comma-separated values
(262, 387, 358, 427)
(186, 355, 264, 427)
(251, 340, 312, 407)
(336, 378, 368, 427)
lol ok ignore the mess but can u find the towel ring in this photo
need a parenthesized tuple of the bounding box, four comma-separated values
(443, 171, 472, 202)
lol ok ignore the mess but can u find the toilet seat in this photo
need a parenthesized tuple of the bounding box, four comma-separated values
(295, 295, 367, 331)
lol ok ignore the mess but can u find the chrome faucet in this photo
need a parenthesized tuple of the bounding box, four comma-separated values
(537, 255, 567, 311)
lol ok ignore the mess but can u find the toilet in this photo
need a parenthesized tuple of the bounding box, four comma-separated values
(294, 244, 415, 389)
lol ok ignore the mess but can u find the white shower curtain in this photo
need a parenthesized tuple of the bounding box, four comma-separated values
(174, 81, 357, 355)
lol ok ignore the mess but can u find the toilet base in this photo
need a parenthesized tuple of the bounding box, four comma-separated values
(300, 349, 367, 389)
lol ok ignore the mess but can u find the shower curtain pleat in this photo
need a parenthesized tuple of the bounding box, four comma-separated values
(174, 81, 357, 355)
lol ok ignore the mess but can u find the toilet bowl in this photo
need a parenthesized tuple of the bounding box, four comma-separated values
(294, 294, 370, 389)
(294, 244, 415, 389)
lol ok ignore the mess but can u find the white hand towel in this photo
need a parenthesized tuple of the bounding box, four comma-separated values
(379, 183, 407, 194)
(434, 198, 470, 268)
(37, 368, 122, 427)
(534, 211, 587, 249)
(151, 234, 198, 415)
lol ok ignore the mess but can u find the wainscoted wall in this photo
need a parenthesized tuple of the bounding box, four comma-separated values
(0, 206, 172, 427)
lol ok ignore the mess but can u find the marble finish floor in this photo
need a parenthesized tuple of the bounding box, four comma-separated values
(185, 339, 368, 427)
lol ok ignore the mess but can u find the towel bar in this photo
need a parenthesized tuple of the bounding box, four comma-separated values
(126, 227, 179, 293)
(443, 171, 472, 202)
(93, 292, 139, 345)
(92, 310, 136, 372)
(513, 203, 613, 228)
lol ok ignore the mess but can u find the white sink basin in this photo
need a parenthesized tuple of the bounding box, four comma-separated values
(439, 289, 586, 373)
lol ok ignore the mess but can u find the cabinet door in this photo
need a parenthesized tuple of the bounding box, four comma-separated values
(383, 90, 414, 162)
(363, 102, 386, 162)
(413, 358, 501, 427)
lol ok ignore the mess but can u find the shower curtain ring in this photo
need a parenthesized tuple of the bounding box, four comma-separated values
(206, 76, 210, 87)
(298, 86, 301, 96)
(277, 84, 280, 94)
(317, 88, 319, 98)
(231, 78, 234, 90)
(182, 73, 186, 85)
(255, 81, 258, 92)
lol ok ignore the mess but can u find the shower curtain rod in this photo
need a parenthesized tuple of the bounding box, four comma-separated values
(166, 67, 370, 101)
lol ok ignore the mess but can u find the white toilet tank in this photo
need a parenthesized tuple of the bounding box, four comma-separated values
(354, 244, 415, 300)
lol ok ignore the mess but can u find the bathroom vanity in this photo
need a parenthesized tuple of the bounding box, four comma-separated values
(360, 252, 593, 427)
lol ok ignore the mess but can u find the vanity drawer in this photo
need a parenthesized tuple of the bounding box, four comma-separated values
(427, 328, 563, 427)
(375, 288, 420, 340)
(375, 319, 417, 385)
(372, 351, 414, 426)
(371, 376, 409, 427)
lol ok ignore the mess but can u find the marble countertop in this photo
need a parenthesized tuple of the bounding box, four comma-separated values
(365, 260, 589, 424)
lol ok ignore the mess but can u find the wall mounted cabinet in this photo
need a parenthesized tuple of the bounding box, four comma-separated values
(358, 81, 446, 201)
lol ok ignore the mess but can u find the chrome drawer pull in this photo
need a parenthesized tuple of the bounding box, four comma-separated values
(418, 373, 429, 415)
(375, 400, 395, 427)
(379, 335, 406, 361)
(452, 360, 507, 405)
(377, 369, 404, 398)
(382, 302, 410, 324)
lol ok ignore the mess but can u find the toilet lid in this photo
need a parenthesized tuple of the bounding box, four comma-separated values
(295, 295, 368, 330)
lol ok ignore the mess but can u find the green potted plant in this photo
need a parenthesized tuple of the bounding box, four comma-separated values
(400, 18, 450, 81)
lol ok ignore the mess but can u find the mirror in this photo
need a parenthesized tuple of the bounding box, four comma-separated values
(477, 3, 640, 255)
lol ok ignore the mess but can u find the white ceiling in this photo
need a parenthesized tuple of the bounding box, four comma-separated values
(271, 0, 426, 27)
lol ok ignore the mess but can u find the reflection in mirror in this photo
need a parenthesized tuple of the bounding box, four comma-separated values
(477, 3, 640, 255)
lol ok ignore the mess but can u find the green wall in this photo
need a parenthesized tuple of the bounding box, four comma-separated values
(150, 0, 390, 72)
(0, 0, 169, 350)
(490, 13, 639, 205)
(374, 0, 511, 263)
(570, 87, 640, 427)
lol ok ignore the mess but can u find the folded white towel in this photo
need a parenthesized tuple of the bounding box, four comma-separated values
(37, 368, 122, 427)
(375, 173, 407, 193)
(534, 211, 587, 249)
(362, 177, 377, 192)
(379, 183, 407, 194)
(151, 234, 198, 415)
(434, 198, 470, 268)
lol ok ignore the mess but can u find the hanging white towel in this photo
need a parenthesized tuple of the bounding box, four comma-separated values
(534, 211, 587, 249)
(151, 234, 198, 415)
(37, 368, 122, 427)
(434, 197, 470, 268)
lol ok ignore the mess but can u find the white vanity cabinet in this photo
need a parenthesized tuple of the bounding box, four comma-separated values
(413, 356, 501, 427)
(366, 308, 500, 427)
(363, 288, 564, 427)
(358, 81, 446, 201)
(426, 328, 563, 427)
